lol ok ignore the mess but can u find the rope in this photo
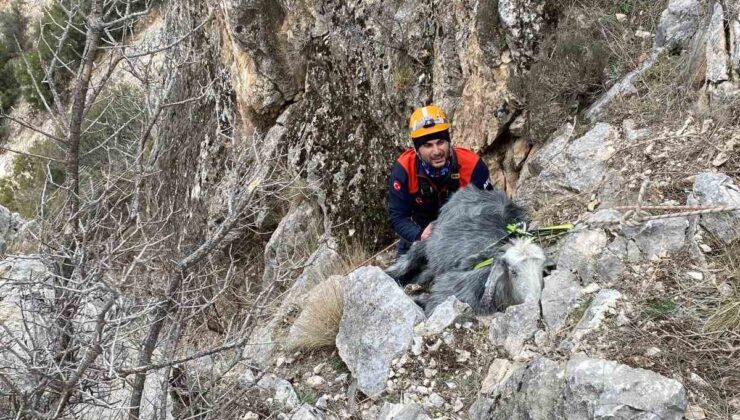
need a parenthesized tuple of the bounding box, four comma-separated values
(589, 204, 740, 228)
(348, 239, 399, 273)
(587, 178, 740, 228)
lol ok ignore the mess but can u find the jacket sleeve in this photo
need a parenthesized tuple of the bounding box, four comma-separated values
(470, 158, 493, 190)
(388, 162, 422, 242)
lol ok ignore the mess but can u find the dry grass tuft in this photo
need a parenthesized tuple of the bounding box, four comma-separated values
(286, 236, 385, 351)
(705, 240, 740, 333)
(337, 236, 374, 275)
(705, 301, 740, 332)
(288, 276, 344, 351)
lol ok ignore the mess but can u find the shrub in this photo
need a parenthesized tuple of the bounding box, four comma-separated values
(511, 1, 665, 142)
(0, 0, 27, 55)
(80, 84, 144, 169)
(510, 15, 613, 143)
(0, 0, 27, 114)
(0, 138, 65, 217)
(0, 84, 144, 217)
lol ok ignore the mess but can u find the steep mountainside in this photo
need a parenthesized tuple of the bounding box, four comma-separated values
(0, 0, 738, 419)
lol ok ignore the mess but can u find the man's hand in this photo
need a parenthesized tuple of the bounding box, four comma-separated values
(421, 224, 433, 240)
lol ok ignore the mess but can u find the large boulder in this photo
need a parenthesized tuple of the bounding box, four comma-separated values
(560, 289, 621, 353)
(470, 356, 687, 419)
(622, 217, 690, 259)
(517, 123, 618, 206)
(556, 228, 609, 284)
(654, 0, 702, 52)
(336, 266, 425, 398)
(563, 356, 687, 419)
(262, 201, 322, 287)
(705, 3, 729, 84)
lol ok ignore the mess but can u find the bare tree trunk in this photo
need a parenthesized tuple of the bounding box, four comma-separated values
(51, 0, 103, 413)
(66, 0, 102, 225)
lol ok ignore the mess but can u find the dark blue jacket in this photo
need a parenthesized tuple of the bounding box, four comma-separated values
(388, 147, 491, 243)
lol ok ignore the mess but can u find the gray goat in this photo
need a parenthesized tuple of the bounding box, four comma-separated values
(385, 187, 550, 315)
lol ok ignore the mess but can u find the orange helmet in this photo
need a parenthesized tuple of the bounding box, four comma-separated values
(408, 105, 450, 139)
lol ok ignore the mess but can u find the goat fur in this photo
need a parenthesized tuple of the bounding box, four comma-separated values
(385, 188, 548, 315)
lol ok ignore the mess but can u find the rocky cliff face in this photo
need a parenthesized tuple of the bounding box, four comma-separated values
(188, 0, 545, 240)
(1, 0, 739, 419)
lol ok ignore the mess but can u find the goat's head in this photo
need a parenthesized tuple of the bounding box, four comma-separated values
(484, 238, 552, 312)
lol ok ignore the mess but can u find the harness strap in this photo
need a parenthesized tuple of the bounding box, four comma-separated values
(474, 223, 575, 268)
(474, 258, 494, 270)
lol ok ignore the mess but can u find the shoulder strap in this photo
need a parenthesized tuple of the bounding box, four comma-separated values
(448, 149, 460, 192)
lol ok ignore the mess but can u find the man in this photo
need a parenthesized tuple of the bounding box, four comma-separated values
(388, 104, 492, 255)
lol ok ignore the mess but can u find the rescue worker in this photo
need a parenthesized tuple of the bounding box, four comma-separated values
(388, 104, 493, 255)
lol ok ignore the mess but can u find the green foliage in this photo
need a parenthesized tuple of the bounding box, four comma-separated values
(0, 84, 144, 218)
(15, 1, 87, 110)
(80, 85, 143, 170)
(13, 0, 157, 111)
(393, 64, 414, 92)
(0, 138, 65, 217)
(330, 354, 349, 373)
(0, 58, 20, 111)
(297, 390, 316, 405)
(0, 0, 27, 55)
(644, 298, 678, 319)
(0, 0, 27, 115)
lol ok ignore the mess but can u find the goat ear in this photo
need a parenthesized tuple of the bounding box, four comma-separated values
(480, 259, 508, 311)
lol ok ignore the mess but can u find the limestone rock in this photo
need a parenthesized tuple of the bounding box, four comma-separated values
(290, 404, 326, 420)
(564, 356, 687, 419)
(595, 234, 641, 282)
(336, 266, 425, 398)
(586, 50, 660, 120)
(556, 228, 609, 284)
(257, 374, 300, 410)
(0, 256, 54, 390)
(705, 3, 729, 83)
(561, 289, 621, 352)
(378, 401, 429, 420)
(471, 356, 687, 419)
(655, 0, 702, 52)
(689, 172, 740, 244)
(518, 124, 617, 205)
(0, 205, 23, 253)
(262, 202, 321, 286)
(480, 359, 524, 395)
(622, 119, 652, 142)
(498, 0, 545, 67)
(415, 296, 472, 337)
(246, 238, 341, 367)
(541, 270, 581, 332)
(506, 357, 566, 418)
(489, 301, 540, 358)
(732, 18, 740, 78)
(623, 217, 689, 259)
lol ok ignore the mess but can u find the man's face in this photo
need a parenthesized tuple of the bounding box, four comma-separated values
(418, 138, 450, 168)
